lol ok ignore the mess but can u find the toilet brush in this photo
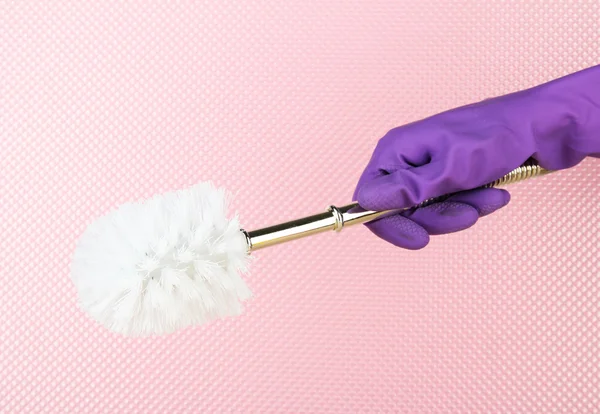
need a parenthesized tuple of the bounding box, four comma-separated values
(71, 160, 551, 336)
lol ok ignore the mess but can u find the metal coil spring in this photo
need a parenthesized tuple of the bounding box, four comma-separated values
(412, 160, 549, 210)
(486, 161, 548, 188)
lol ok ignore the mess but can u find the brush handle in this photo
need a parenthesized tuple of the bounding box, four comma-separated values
(244, 160, 552, 251)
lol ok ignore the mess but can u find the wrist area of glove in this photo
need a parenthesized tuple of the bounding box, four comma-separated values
(527, 65, 600, 166)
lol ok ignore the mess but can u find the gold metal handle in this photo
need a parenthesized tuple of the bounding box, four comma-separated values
(244, 160, 552, 251)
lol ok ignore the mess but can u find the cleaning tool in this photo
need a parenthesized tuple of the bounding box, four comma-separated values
(71, 65, 600, 336)
(71, 161, 550, 336)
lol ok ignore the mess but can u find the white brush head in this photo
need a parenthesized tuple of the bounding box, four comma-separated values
(70, 182, 252, 336)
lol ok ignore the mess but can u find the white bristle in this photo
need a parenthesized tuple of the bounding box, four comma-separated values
(70, 182, 252, 336)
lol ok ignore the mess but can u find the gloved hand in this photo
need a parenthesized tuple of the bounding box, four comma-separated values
(354, 65, 600, 249)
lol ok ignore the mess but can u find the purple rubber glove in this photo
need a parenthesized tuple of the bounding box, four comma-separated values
(355, 65, 600, 249)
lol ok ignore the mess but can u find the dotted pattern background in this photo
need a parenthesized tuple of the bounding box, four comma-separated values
(1, 1, 599, 412)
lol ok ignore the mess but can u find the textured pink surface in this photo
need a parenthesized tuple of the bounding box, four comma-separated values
(1, 1, 600, 412)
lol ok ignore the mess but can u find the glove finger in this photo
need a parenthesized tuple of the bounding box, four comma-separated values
(356, 154, 519, 212)
(402, 201, 479, 235)
(352, 126, 435, 201)
(364, 214, 430, 250)
(372, 125, 436, 169)
(446, 187, 510, 216)
(401, 188, 510, 235)
(357, 161, 458, 211)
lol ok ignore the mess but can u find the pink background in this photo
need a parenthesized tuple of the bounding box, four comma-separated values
(2, 1, 599, 412)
